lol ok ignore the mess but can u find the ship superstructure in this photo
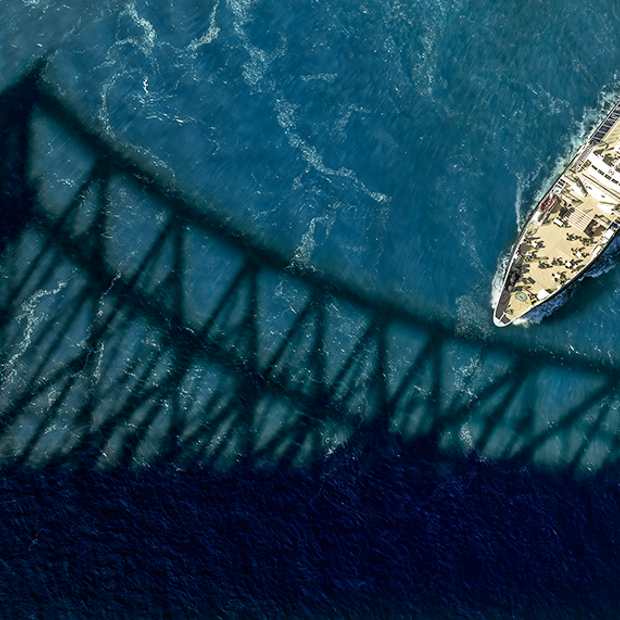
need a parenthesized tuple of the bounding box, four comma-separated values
(494, 99, 620, 326)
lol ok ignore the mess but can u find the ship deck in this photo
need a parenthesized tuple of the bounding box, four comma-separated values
(494, 103, 620, 326)
(497, 198, 615, 323)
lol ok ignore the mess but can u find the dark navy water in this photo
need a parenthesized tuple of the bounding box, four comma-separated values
(2, 448, 620, 620)
(3, 0, 620, 617)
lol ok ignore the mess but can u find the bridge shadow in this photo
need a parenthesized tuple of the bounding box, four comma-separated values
(0, 61, 38, 247)
(1, 61, 620, 477)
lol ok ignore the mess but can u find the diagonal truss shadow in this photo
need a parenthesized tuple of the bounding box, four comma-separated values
(1, 61, 620, 472)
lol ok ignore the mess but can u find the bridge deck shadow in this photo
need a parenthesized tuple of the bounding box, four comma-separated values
(1, 61, 620, 475)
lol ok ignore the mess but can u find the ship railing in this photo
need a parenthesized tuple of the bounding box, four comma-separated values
(592, 108, 620, 143)
(574, 142, 595, 170)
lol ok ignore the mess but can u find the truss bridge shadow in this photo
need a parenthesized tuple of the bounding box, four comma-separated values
(1, 62, 620, 474)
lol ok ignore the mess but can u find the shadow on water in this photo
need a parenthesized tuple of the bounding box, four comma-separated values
(1, 62, 620, 617)
(1, 61, 620, 474)
(1, 437, 619, 619)
(0, 61, 39, 247)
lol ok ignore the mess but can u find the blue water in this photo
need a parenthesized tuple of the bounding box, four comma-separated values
(3, 0, 620, 617)
(4, 0, 620, 349)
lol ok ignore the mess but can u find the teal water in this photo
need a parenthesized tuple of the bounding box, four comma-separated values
(3, 1, 620, 466)
(4, 0, 620, 348)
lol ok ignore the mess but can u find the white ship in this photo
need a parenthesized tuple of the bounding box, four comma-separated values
(494, 98, 620, 326)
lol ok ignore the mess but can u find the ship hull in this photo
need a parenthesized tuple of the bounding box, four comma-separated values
(494, 98, 620, 327)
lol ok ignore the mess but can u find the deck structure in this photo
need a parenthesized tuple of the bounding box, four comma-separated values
(495, 100, 620, 326)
